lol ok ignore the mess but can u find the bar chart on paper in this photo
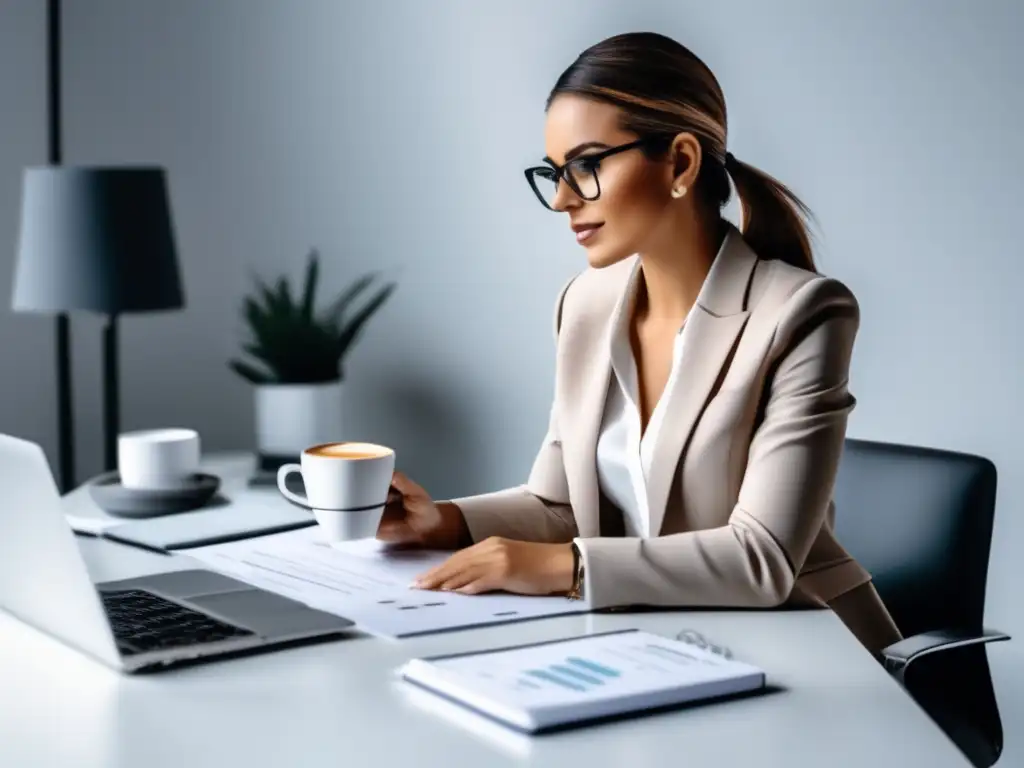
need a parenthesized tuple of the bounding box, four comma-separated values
(445, 633, 740, 700)
(518, 656, 621, 692)
(401, 630, 767, 731)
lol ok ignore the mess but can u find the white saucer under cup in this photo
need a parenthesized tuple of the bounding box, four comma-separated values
(276, 441, 395, 543)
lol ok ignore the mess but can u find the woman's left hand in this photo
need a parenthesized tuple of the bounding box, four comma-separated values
(411, 537, 575, 596)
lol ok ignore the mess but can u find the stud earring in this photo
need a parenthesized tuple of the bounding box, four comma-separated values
(671, 186, 687, 199)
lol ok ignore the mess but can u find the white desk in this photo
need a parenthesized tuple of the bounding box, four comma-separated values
(0, 456, 972, 768)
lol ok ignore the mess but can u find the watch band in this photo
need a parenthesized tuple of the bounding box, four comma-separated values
(567, 541, 585, 600)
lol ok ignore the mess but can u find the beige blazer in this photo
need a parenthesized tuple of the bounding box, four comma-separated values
(450, 224, 902, 656)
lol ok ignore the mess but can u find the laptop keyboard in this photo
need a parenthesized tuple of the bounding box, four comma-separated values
(100, 589, 256, 656)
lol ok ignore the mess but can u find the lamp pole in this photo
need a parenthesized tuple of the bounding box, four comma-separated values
(102, 314, 119, 472)
(47, 0, 75, 492)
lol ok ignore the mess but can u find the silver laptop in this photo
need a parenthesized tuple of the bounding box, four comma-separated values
(0, 433, 354, 672)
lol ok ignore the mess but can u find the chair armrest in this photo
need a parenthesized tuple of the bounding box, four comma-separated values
(882, 628, 1010, 681)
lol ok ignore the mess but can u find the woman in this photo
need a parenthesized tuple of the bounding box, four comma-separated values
(376, 31, 902, 658)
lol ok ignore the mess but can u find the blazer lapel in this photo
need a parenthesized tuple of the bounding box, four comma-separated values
(567, 352, 611, 538)
(562, 260, 636, 538)
(645, 227, 757, 537)
(645, 306, 749, 537)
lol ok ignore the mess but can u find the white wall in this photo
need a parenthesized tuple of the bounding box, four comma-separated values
(0, 0, 54, 459)
(57, 0, 1024, 690)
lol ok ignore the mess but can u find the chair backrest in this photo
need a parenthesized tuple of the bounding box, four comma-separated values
(831, 438, 998, 639)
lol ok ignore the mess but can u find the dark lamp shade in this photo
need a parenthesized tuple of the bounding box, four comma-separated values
(12, 166, 184, 314)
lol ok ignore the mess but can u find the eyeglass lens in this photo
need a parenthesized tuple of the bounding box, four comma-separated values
(529, 160, 599, 208)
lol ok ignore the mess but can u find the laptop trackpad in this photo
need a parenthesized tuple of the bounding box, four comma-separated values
(188, 589, 354, 636)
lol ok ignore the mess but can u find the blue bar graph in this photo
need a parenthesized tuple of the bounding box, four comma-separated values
(566, 656, 621, 678)
(521, 657, 623, 692)
(525, 668, 585, 692)
(551, 664, 604, 686)
(516, 678, 542, 690)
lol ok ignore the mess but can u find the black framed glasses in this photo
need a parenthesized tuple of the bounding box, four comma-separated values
(524, 136, 671, 210)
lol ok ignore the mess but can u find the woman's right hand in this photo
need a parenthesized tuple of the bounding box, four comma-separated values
(376, 470, 470, 550)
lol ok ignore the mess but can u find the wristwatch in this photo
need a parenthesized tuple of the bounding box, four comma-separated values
(567, 541, 585, 600)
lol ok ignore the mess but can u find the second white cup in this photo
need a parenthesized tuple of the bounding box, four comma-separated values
(118, 428, 201, 491)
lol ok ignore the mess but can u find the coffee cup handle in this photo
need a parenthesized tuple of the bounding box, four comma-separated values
(276, 463, 311, 510)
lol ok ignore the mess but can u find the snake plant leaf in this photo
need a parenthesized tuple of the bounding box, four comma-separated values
(323, 272, 377, 326)
(300, 249, 319, 323)
(283, 324, 343, 383)
(228, 359, 275, 384)
(251, 272, 281, 317)
(336, 282, 397, 356)
(243, 342, 280, 371)
(243, 297, 272, 345)
(275, 276, 294, 319)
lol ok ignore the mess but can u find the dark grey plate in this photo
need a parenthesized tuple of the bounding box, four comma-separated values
(87, 471, 222, 518)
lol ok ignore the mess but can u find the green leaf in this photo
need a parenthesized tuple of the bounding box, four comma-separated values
(243, 342, 280, 371)
(243, 297, 270, 339)
(250, 271, 282, 317)
(323, 272, 378, 326)
(337, 282, 397, 358)
(275, 276, 294, 319)
(229, 359, 275, 384)
(300, 249, 319, 323)
(270, 324, 334, 382)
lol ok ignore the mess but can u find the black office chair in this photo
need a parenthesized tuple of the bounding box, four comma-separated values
(832, 437, 1011, 768)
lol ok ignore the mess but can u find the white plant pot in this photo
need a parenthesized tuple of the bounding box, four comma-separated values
(254, 381, 344, 461)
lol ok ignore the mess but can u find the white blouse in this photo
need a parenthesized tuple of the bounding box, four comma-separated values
(593, 253, 722, 539)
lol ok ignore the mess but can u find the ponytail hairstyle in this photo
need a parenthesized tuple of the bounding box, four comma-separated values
(547, 32, 816, 272)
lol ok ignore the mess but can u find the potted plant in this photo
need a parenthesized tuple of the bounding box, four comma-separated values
(229, 248, 396, 470)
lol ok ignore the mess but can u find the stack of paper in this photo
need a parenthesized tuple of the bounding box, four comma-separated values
(181, 527, 590, 638)
(400, 629, 767, 732)
(65, 489, 315, 544)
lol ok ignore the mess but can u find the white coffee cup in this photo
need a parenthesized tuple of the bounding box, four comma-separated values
(276, 441, 395, 543)
(118, 428, 201, 491)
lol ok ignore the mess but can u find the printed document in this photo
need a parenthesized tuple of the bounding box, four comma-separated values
(181, 527, 589, 637)
(400, 629, 766, 732)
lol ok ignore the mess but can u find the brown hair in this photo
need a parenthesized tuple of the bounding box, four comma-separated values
(547, 32, 816, 272)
